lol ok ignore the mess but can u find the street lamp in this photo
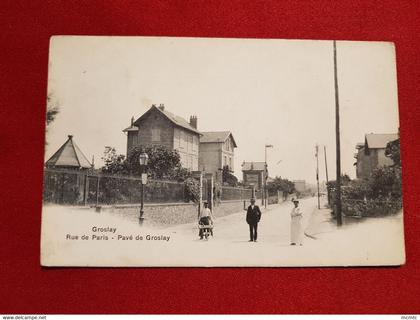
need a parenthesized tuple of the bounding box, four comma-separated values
(138, 150, 149, 225)
(264, 144, 273, 208)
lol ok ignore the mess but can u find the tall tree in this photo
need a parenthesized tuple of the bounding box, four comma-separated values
(267, 176, 295, 194)
(222, 165, 238, 186)
(101, 147, 128, 174)
(45, 94, 60, 145)
(126, 145, 185, 180)
(46, 94, 59, 127)
(385, 138, 401, 168)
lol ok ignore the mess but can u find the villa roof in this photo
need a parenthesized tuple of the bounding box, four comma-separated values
(200, 131, 237, 147)
(133, 105, 202, 135)
(365, 133, 399, 149)
(242, 161, 266, 171)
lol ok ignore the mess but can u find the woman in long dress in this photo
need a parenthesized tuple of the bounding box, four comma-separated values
(290, 199, 303, 246)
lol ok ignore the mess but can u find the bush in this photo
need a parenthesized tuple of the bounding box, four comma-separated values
(267, 176, 295, 194)
(368, 166, 402, 199)
(329, 167, 402, 217)
(126, 145, 182, 179)
(342, 196, 402, 218)
(222, 165, 238, 187)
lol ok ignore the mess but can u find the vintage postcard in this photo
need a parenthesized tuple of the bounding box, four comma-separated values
(41, 36, 405, 267)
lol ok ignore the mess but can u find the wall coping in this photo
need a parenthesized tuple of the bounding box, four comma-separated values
(72, 199, 248, 210)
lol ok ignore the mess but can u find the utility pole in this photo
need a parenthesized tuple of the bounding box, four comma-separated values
(324, 145, 330, 205)
(334, 40, 343, 226)
(264, 144, 273, 209)
(324, 145, 329, 183)
(315, 144, 320, 209)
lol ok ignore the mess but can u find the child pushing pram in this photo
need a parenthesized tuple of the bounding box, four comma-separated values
(198, 201, 214, 240)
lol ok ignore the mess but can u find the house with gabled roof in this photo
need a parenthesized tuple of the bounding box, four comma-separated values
(241, 161, 266, 190)
(199, 131, 237, 179)
(354, 133, 399, 179)
(123, 104, 201, 171)
(45, 135, 92, 169)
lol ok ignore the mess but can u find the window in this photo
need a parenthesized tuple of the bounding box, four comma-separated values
(192, 156, 198, 170)
(174, 128, 180, 147)
(179, 131, 184, 149)
(189, 134, 193, 151)
(192, 135, 198, 152)
(188, 155, 193, 169)
(151, 128, 161, 142)
(180, 153, 186, 167)
(129, 132, 137, 147)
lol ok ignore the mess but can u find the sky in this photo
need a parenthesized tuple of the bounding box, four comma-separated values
(45, 36, 400, 184)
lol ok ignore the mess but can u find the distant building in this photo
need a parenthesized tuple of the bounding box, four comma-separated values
(242, 162, 266, 190)
(199, 131, 237, 178)
(293, 180, 306, 193)
(354, 133, 399, 179)
(45, 135, 92, 170)
(124, 104, 201, 171)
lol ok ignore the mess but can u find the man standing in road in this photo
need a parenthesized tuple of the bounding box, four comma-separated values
(290, 199, 303, 246)
(246, 198, 262, 242)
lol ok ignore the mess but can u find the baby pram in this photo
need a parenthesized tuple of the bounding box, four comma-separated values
(198, 219, 214, 240)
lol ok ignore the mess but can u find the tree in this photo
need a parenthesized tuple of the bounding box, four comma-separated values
(99, 145, 201, 203)
(45, 93, 60, 145)
(99, 147, 130, 203)
(327, 174, 351, 190)
(101, 147, 128, 174)
(341, 174, 351, 185)
(184, 177, 200, 203)
(46, 94, 59, 127)
(126, 145, 185, 180)
(101, 145, 191, 181)
(385, 138, 401, 168)
(222, 165, 238, 187)
(267, 176, 295, 194)
(368, 166, 402, 199)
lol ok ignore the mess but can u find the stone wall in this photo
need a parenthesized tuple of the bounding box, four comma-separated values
(99, 200, 248, 228)
(213, 200, 246, 218)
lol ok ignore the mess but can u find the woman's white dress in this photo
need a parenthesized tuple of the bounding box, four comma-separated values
(290, 207, 303, 245)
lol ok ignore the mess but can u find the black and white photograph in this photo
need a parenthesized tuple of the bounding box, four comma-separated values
(41, 36, 404, 267)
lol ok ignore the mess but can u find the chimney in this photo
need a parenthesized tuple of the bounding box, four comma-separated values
(131, 116, 134, 126)
(158, 103, 165, 111)
(68, 135, 73, 140)
(189, 115, 198, 129)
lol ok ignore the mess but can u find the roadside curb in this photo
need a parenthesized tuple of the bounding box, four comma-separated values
(304, 205, 336, 240)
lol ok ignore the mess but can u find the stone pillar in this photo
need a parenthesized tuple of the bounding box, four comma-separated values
(192, 171, 203, 219)
(205, 173, 214, 211)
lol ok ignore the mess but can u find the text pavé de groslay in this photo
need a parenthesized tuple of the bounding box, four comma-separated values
(65, 226, 170, 242)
